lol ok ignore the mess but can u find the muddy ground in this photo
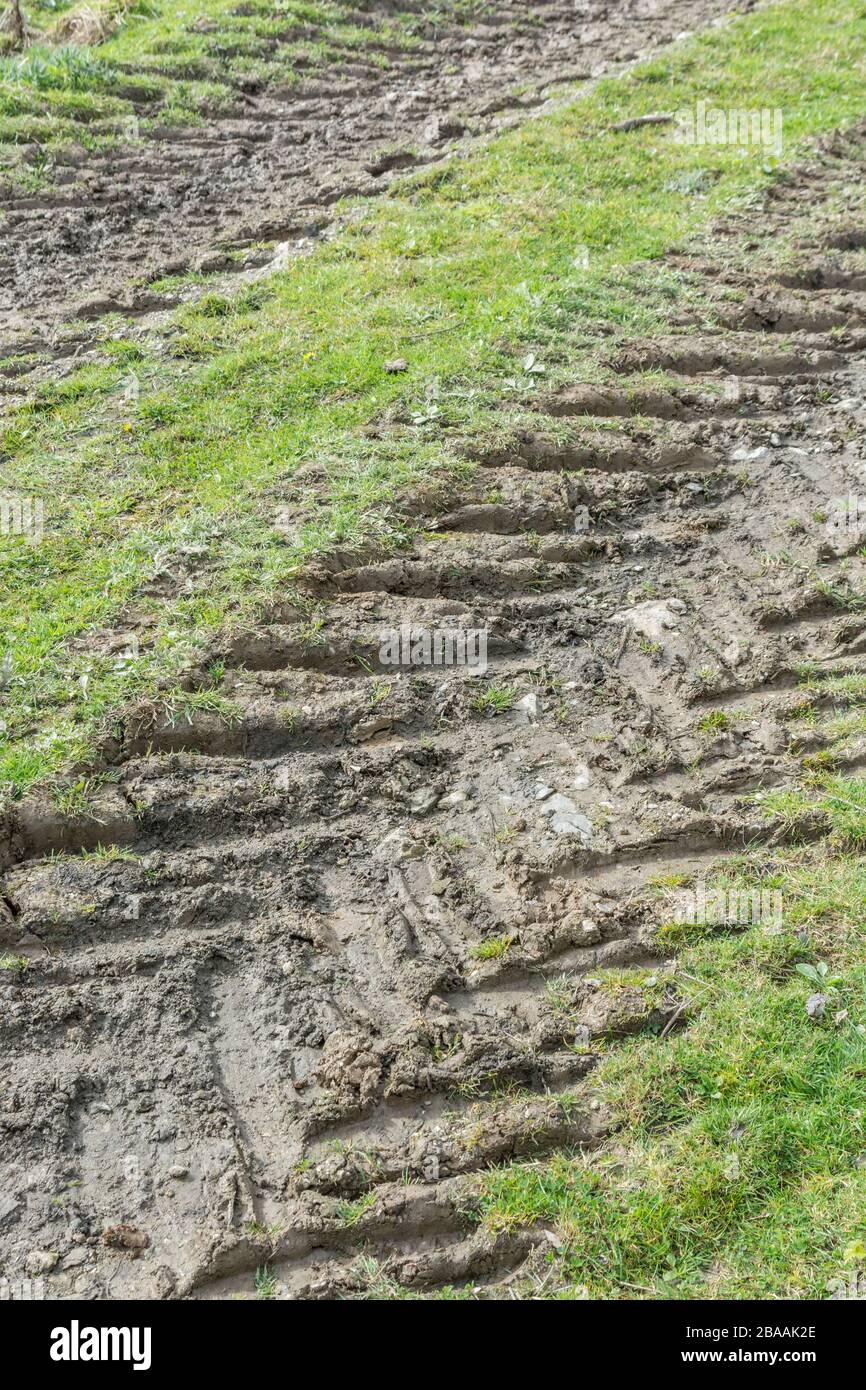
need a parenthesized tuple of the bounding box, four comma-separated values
(1, 0, 748, 366)
(3, 5, 866, 1301)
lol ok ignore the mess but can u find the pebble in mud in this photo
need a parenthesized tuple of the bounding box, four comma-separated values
(538, 793, 593, 842)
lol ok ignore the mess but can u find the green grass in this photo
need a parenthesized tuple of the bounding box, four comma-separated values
(472, 684, 517, 716)
(1, 0, 866, 803)
(334, 1189, 378, 1228)
(0, 0, 484, 162)
(253, 1263, 278, 1299)
(760, 774, 866, 849)
(475, 838, 866, 1299)
(696, 709, 734, 735)
(800, 670, 866, 702)
(469, 932, 515, 961)
(0, 953, 28, 971)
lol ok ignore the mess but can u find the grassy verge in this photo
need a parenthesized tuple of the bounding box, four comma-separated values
(474, 776, 866, 1299)
(0, 0, 475, 163)
(1, 0, 865, 802)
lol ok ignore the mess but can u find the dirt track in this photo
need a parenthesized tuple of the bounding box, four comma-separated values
(1, 0, 747, 358)
(3, 112, 866, 1295)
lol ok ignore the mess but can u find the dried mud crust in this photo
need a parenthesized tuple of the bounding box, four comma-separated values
(0, 0, 747, 360)
(2, 127, 866, 1300)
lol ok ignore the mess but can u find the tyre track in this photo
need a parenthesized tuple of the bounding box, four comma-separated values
(2, 125, 866, 1301)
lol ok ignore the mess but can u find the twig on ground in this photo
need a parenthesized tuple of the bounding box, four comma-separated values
(609, 112, 675, 132)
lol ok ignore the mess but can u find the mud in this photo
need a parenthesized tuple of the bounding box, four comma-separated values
(3, 20, 866, 1304)
(0, 0, 749, 365)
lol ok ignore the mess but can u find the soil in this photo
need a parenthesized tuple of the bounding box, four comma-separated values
(2, 9, 866, 1303)
(0, 0, 749, 366)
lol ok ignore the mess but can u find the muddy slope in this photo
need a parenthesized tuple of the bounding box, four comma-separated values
(0, 0, 749, 354)
(2, 124, 866, 1299)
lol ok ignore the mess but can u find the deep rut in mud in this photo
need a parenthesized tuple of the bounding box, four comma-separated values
(2, 124, 866, 1298)
(0, 0, 749, 368)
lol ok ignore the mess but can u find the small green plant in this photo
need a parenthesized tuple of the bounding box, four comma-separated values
(335, 1190, 377, 1228)
(470, 933, 515, 961)
(697, 710, 733, 734)
(648, 871, 691, 891)
(254, 1264, 278, 1299)
(0, 954, 28, 972)
(544, 975, 575, 1014)
(369, 678, 392, 707)
(794, 960, 843, 991)
(79, 843, 139, 863)
(815, 578, 866, 612)
(50, 776, 105, 820)
(163, 689, 240, 726)
(356, 1255, 406, 1300)
(472, 683, 516, 715)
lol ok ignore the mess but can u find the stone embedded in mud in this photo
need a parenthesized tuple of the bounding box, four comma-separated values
(423, 115, 466, 144)
(723, 638, 748, 667)
(752, 718, 786, 754)
(731, 445, 769, 462)
(379, 828, 425, 861)
(410, 787, 441, 816)
(25, 1248, 59, 1275)
(515, 692, 540, 722)
(610, 597, 687, 642)
(0, 1195, 22, 1227)
(383, 358, 409, 373)
(557, 910, 602, 946)
(539, 793, 593, 842)
(60, 1249, 91, 1271)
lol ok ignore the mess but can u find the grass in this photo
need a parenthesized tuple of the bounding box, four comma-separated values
(0, 953, 28, 971)
(474, 837, 866, 1299)
(472, 683, 517, 716)
(76, 841, 139, 862)
(0, 0, 482, 161)
(760, 774, 866, 849)
(696, 710, 734, 735)
(469, 932, 515, 961)
(335, 1190, 377, 1228)
(1, 0, 865, 807)
(253, 1263, 278, 1299)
